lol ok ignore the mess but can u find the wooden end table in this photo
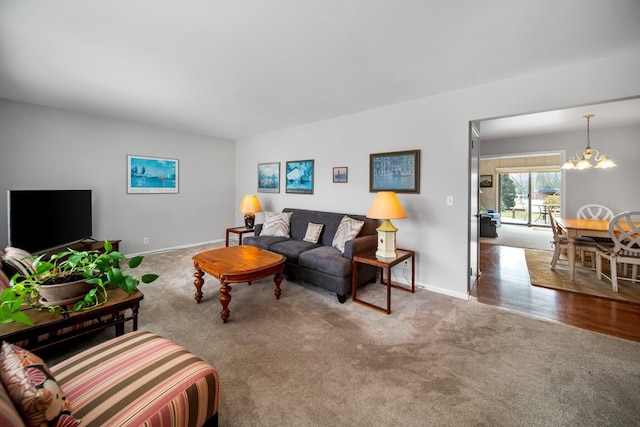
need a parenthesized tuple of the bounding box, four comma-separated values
(0, 288, 143, 351)
(225, 226, 255, 246)
(193, 246, 286, 323)
(352, 249, 415, 314)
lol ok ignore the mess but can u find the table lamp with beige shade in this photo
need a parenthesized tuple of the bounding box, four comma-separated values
(238, 195, 262, 228)
(366, 191, 407, 258)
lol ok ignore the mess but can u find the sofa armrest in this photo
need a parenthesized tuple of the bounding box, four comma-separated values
(254, 224, 263, 235)
(343, 234, 377, 259)
(52, 330, 219, 427)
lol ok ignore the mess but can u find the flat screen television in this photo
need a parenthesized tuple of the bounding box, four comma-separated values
(7, 189, 93, 254)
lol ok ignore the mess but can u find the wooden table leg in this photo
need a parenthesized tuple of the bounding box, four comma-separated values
(385, 266, 391, 314)
(566, 231, 576, 281)
(193, 262, 204, 303)
(219, 281, 232, 323)
(274, 273, 282, 299)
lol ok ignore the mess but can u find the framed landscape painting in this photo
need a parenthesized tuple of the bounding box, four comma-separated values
(257, 162, 280, 193)
(479, 175, 493, 187)
(286, 160, 314, 194)
(369, 149, 420, 193)
(127, 155, 179, 194)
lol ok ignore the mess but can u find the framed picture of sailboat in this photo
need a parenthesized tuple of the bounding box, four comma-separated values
(127, 155, 179, 194)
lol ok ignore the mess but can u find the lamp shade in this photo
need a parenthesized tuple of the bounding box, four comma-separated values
(238, 195, 263, 214)
(366, 192, 407, 220)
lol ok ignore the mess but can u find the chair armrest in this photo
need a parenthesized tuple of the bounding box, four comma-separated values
(343, 235, 377, 259)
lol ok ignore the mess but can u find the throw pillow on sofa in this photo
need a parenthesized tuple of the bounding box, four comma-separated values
(303, 222, 324, 244)
(332, 215, 365, 253)
(260, 211, 293, 237)
(2, 247, 35, 279)
(0, 342, 80, 427)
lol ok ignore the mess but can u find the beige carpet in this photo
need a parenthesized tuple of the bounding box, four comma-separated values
(525, 249, 640, 304)
(38, 243, 640, 426)
(480, 224, 553, 251)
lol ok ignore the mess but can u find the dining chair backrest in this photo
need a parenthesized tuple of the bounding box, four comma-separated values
(608, 211, 640, 254)
(547, 206, 562, 241)
(577, 204, 614, 221)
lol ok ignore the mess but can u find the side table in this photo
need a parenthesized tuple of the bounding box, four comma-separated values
(352, 249, 415, 314)
(225, 226, 255, 247)
(0, 288, 143, 351)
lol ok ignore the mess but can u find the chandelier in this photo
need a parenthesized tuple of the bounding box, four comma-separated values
(561, 114, 616, 170)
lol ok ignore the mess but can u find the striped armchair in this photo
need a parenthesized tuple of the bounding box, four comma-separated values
(1, 330, 220, 427)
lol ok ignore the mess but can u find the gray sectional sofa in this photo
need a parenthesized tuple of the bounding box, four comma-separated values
(244, 208, 379, 303)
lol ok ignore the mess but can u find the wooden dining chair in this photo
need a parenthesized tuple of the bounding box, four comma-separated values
(547, 206, 598, 270)
(575, 204, 615, 264)
(595, 211, 640, 292)
(576, 204, 614, 221)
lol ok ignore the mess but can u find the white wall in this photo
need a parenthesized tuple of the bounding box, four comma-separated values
(0, 100, 236, 255)
(480, 124, 640, 216)
(235, 49, 640, 298)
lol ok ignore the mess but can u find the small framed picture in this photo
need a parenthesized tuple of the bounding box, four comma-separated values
(286, 160, 314, 194)
(127, 155, 179, 194)
(333, 167, 348, 183)
(257, 162, 280, 193)
(370, 149, 420, 193)
(479, 175, 493, 188)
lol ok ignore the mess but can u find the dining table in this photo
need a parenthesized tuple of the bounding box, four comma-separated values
(555, 217, 640, 281)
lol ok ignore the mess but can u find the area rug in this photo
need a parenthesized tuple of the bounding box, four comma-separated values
(525, 249, 640, 304)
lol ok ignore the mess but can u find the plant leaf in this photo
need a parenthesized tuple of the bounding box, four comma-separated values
(128, 256, 144, 269)
(141, 274, 159, 284)
(121, 276, 138, 293)
(108, 268, 124, 286)
(11, 311, 33, 326)
(104, 239, 113, 252)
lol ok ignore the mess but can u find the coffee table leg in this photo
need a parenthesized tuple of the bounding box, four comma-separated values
(274, 273, 282, 299)
(193, 262, 204, 303)
(219, 281, 232, 323)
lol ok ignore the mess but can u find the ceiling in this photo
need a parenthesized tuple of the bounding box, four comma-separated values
(480, 97, 640, 140)
(1, 0, 640, 140)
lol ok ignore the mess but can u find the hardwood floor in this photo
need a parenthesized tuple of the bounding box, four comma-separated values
(472, 243, 640, 343)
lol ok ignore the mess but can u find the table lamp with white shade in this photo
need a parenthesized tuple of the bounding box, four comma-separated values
(238, 195, 263, 228)
(366, 191, 407, 258)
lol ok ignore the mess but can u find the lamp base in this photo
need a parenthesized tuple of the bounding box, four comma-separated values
(375, 228, 397, 258)
(244, 213, 255, 229)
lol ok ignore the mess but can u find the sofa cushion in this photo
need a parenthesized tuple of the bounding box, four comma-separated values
(0, 268, 9, 290)
(303, 222, 324, 244)
(260, 211, 293, 237)
(3, 248, 34, 265)
(0, 379, 25, 427)
(298, 246, 352, 277)
(244, 235, 290, 250)
(270, 239, 319, 263)
(332, 216, 365, 253)
(0, 342, 80, 427)
(51, 330, 219, 427)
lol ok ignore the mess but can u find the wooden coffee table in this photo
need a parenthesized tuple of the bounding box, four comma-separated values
(192, 246, 286, 323)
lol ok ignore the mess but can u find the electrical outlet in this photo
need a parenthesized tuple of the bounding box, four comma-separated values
(446, 196, 454, 206)
(143, 237, 149, 244)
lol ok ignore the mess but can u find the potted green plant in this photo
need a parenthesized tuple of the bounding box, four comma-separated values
(0, 240, 158, 325)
